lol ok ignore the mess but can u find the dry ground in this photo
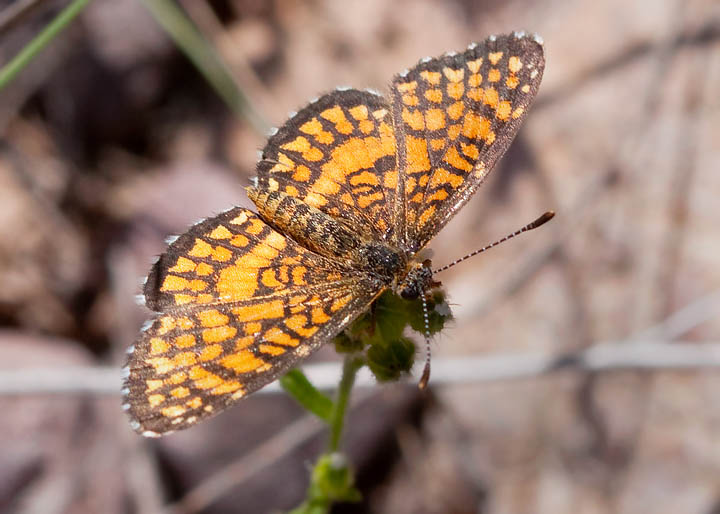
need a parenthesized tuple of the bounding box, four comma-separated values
(1, 0, 719, 513)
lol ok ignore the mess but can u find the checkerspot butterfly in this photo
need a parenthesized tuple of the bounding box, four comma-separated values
(123, 32, 548, 436)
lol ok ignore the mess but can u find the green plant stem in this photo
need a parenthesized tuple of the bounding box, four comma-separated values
(139, 0, 268, 134)
(0, 0, 91, 91)
(328, 355, 363, 452)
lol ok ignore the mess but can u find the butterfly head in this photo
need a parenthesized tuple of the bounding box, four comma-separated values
(397, 259, 439, 300)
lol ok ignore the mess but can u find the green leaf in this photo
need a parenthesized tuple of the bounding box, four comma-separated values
(289, 452, 361, 514)
(332, 331, 366, 354)
(308, 453, 362, 503)
(406, 289, 452, 335)
(366, 336, 416, 382)
(373, 291, 411, 343)
(280, 369, 333, 423)
(287, 287, 452, 512)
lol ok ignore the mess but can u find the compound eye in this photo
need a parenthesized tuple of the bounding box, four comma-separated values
(400, 286, 419, 299)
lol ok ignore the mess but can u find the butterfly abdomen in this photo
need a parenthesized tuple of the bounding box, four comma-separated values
(247, 186, 361, 259)
(248, 187, 404, 280)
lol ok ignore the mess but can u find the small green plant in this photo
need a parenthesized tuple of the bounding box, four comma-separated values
(280, 290, 452, 512)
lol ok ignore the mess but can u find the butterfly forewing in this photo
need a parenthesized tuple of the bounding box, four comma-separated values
(256, 89, 402, 242)
(391, 34, 545, 252)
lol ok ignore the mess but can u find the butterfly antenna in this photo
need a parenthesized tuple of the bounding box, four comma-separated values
(418, 294, 432, 390)
(433, 211, 555, 274)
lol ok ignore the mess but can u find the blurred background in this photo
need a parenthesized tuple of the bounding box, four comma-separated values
(1, 0, 719, 513)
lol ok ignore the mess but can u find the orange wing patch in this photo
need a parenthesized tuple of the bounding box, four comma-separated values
(127, 284, 376, 435)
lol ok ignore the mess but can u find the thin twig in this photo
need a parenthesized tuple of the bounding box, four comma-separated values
(632, 289, 720, 341)
(2, 340, 719, 396)
(1, 287, 717, 396)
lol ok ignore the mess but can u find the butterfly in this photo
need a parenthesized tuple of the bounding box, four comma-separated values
(123, 32, 546, 436)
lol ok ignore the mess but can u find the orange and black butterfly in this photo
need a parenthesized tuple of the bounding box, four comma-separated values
(123, 32, 546, 436)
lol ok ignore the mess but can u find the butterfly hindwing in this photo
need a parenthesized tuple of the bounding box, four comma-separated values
(125, 208, 383, 434)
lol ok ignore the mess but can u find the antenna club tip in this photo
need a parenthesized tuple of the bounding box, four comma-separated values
(532, 210, 555, 228)
(418, 364, 431, 390)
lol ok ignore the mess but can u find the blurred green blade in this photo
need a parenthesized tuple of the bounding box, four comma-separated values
(0, 0, 91, 91)
(139, 0, 268, 134)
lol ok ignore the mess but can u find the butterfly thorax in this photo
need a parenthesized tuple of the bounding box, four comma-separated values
(248, 187, 406, 281)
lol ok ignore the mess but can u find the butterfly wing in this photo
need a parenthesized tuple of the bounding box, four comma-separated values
(390, 33, 545, 252)
(124, 207, 383, 435)
(255, 89, 404, 243)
